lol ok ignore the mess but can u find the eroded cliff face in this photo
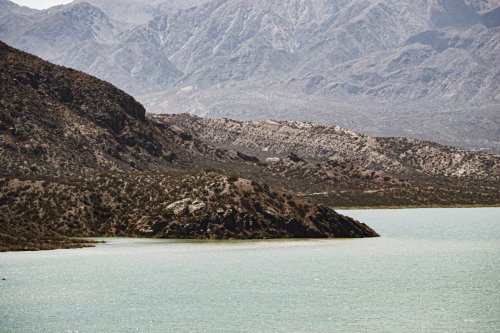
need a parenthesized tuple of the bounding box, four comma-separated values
(0, 42, 379, 251)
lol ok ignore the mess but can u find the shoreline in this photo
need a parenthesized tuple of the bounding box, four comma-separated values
(0, 236, 104, 252)
(334, 204, 500, 210)
(2, 206, 498, 252)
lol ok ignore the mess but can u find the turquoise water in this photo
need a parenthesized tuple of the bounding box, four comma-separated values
(1, 208, 499, 332)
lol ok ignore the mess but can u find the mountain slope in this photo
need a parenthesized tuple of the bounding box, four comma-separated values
(0, 0, 498, 153)
(0, 0, 37, 17)
(0, 40, 185, 175)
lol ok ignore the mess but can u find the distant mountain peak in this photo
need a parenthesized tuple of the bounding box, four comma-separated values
(64, 1, 109, 19)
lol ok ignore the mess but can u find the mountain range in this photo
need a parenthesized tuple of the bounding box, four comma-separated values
(0, 0, 498, 153)
(2, 38, 500, 251)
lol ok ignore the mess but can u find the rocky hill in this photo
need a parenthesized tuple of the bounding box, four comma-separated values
(0, 41, 265, 176)
(1, 40, 177, 175)
(0, 42, 379, 251)
(161, 114, 500, 181)
(153, 113, 500, 207)
(1, 170, 378, 251)
(1, 0, 498, 153)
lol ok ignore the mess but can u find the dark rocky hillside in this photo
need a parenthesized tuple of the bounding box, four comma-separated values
(0, 42, 378, 251)
(0, 40, 178, 175)
(0, 41, 266, 175)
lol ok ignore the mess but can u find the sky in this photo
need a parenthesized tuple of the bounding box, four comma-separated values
(10, 0, 74, 9)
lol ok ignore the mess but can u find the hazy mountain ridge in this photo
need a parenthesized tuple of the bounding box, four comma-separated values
(0, 0, 498, 152)
(0, 0, 38, 17)
(75, 0, 209, 25)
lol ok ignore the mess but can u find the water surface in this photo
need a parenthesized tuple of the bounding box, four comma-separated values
(1, 208, 499, 332)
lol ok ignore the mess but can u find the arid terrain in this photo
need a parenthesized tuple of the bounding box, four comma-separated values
(1, 41, 498, 251)
(155, 114, 500, 207)
(0, 42, 378, 251)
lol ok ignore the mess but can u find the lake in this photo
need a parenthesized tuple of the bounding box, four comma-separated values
(1, 208, 499, 332)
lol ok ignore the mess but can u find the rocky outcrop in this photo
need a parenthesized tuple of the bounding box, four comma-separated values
(266, 153, 409, 186)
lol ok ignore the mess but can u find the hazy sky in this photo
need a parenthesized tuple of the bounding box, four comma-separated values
(10, 0, 74, 9)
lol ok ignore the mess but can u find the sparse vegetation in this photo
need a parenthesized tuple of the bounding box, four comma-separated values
(0, 169, 379, 251)
(7, 39, 497, 251)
